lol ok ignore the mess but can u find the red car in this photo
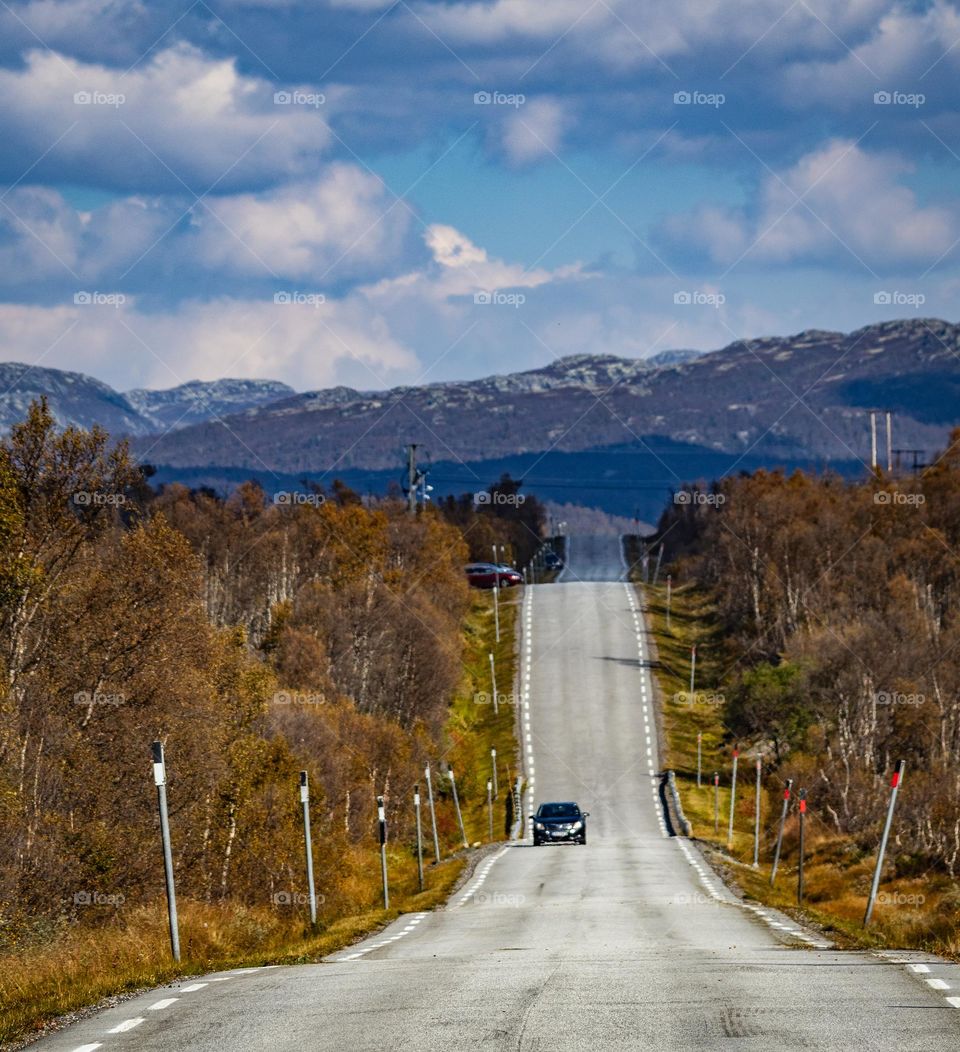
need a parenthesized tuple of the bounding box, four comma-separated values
(464, 562, 522, 588)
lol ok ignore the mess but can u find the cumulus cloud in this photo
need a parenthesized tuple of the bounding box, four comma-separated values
(656, 140, 960, 270)
(0, 165, 414, 291)
(0, 45, 331, 192)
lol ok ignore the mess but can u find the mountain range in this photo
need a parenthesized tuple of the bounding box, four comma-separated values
(0, 364, 294, 437)
(1, 319, 958, 520)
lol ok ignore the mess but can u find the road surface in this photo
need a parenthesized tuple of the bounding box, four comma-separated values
(37, 536, 960, 1051)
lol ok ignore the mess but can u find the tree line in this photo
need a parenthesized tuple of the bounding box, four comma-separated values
(656, 435, 960, 874)
(0, 401, 541, 945)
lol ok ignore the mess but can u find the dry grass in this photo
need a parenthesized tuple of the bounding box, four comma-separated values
(641, 578, 960, 960)
(0, 857, 465, 1048)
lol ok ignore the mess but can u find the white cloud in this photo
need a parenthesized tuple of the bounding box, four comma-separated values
(657, 140, 960, 269)
(0, 45, 330, 191)
(0, 165, 413, 287)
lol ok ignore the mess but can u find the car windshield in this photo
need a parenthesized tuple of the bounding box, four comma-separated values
(539, 803, 579, 818)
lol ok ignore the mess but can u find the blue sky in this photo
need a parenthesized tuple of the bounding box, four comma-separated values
(0, 0, 958, 392)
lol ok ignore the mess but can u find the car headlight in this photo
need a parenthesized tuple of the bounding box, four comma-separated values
(571, 820, 582, 831)
(534, 822, 544, 830)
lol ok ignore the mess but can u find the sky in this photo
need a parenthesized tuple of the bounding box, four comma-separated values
(0, 0, 958, 393)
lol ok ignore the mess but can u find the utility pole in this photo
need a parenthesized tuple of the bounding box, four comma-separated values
(406, 444, 418, 515)
(697, 732, 702, 788)
(487, 779, 494, 841)
(885, 411, 893, 474)
(666, 574, 672, 631)
(869, 410, 878, 471)
(491, 747, 499, 800)
(151, 741, 180, 963)
(689, 644, 697, 698)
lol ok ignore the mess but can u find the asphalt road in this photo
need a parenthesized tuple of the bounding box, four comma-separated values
(37, 536, 960, 1051)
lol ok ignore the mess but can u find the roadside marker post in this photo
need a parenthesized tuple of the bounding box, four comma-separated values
(491, 747, 499, 800)
(492, 547, 501, 643)
(413, 784, 424, 891)
(653, 545, 663, 585)
(797, 789, 807, 905)
(487, 779, 494, 841)
(727, 748, 739, 849)
(713, 772, 720, 834)
(864, 760, 906, 926)
(151, 741, 181, 963)
(689, 645, 697, 698)
(449, 768, 468, 849)
(770, 778, 792, 885)
(377, 795, 389, 909)
(425, 764, 441, 864)
(753, 755, 762, 868)
(666, 574, 672, 631)
(697, 732, 702, 788)
(489, 652, 499, 715)
(299, 772, 318, 927)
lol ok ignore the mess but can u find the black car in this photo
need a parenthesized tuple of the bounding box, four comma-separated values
(531, 801, 588, 845)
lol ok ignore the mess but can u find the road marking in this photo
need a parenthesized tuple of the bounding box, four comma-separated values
(926, 978, 950, 990)
(946, 997, 960, 1008)
(108, 1019, 144, 1034)
(180, 983, 207, 993)
(909, 964, 930, 973)
(72, 1045, 103, 1051)
(147, 998, 178, 1011)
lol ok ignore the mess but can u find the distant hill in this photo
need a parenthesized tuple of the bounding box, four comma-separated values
(0, 366, 294, 436)
(131, 319, 959, 479)
(4, 321, 958, 521)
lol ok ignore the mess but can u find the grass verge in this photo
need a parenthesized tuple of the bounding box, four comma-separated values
(639, 577, 960, 960)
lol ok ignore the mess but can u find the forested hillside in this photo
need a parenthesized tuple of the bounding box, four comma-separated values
(656, 438, 960, 873)
(0, 400, 529, 969)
